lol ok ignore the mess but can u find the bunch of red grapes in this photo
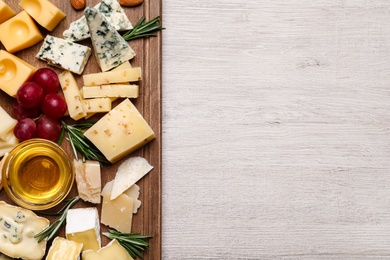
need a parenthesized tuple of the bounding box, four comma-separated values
(12, 68, 67, 142)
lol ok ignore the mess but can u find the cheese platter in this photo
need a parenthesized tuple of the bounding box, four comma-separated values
(0, 0, 162, 259)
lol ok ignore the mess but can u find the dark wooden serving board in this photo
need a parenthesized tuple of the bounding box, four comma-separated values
(0, 0, 162, 259)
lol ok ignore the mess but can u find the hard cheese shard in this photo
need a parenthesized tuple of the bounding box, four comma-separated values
(46, 237, 83, 260)
(110, 157, 153, 200)
(0, 202, 49, 260)
(85, 6, 135, 72)
(84, 99, 155, 163)
(82, 239, 133, 260)
(74, 159, 102, 204)
(63, 0, 132, 42)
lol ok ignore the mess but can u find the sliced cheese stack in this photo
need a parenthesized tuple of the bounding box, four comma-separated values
(0, 202, 49, 260)
(46, 237, 83, 260)
(66, 208, 101, 252)
(82, 239, 133, 260)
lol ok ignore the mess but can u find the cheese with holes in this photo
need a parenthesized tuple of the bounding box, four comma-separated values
(85, 7, 135, 72)
(0, 202, 49, 260)
(0, 50, 37, 97)
(84, 99, 155, 163)
(59, 71, 87, 120)
(111, 157, 153, 200)
(36, 35, 91, 75)
(0, 0, 15, 24)
(0, 11, 43, 53)
(74, 159, 102, 204)
(82, 84, 139, 98)
(82, 239, 133, 260)
(66, 208, 101, 252)
(101, 180, 133, 233)
(83, 68, 141, 86)
(19, 0, 65, 31)
(63, 0, 132, 42)
(46, 237, 83, 260)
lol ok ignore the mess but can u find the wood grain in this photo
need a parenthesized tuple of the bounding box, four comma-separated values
(162, 0, 390, 259)
(0, 0, 161, 259)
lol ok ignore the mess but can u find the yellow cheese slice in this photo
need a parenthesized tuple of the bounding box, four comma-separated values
(46, 237, 83, 260)
(82, 239, 133, 260)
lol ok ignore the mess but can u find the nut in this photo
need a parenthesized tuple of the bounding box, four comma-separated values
(70, 0, 86, 10)
(120, 0, 143, 7)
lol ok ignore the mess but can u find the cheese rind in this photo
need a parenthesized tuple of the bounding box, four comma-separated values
(19, 0, 66, 31)
(0, 0, 15, 24)
(82, 84, 139, 98)
(63, 0, 132, 42)
(58, 71, 87, 120)
(83, 68, 142, 86)
(36, 35, 91, 75)
(85, 7, 135, 72)
(46, 237, 83, 260)
(82, 239, 133, 260)
(0, 50, 37, 97)
(74, 159, 102, 204)
(66, 208, 101, 252)
(0, 202, 49, 260)
(84, 99, 155, 163)
(0, 11, 43, 53)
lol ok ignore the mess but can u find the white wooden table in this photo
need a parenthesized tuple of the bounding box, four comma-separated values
(161, 1, 390, 259)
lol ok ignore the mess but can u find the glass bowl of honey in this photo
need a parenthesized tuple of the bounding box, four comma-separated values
(2, 138, 74, 210)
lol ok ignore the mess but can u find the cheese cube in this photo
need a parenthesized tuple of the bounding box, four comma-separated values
(0, 0, 15, 24)
(74, 159, 102, 204)
(19, 0, 66, 31)
(83, 98, 112, 114)
(46, 237, 83, 260)
(0, 50, 37, 97)
(101, 180, 134, 233)
(66, 208, 101, 252)
(82, 239, 133, 260)
(84, 99, 155, 163)
(83, 67, 142, 86)
(0, 11, 43, 53)
(58, 71, 87, 120)
(0, 106, 17, 138)
(82, 84, 139, 98)
(0, 202, 49, 260)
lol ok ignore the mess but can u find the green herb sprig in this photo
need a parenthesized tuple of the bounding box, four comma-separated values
(122, 16, 164, 41)
(103, 230, 152, 259)
(59, 122, 110, 164)
(34, 196, 80, 243)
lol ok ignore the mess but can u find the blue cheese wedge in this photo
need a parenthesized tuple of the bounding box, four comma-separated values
(63, 0, 132, 42)
(85, 7, 136, 72)
(36, 35, 91, 75)
(0, 202, 49, 260)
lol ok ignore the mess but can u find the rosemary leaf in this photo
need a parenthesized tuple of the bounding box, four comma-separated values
(122, 16, 164, 41)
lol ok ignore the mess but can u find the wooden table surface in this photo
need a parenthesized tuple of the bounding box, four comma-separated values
(161, 1, 390, 259)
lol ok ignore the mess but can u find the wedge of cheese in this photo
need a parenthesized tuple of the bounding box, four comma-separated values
(46, 237, 83, 260)
(84, 99, 155, 163)
(0, 202, 49, 260)
(85, 7, 135, 72)
(82, 239, 133, 260)
(66, 208, 101, 252)
(74, 159, 102, 204)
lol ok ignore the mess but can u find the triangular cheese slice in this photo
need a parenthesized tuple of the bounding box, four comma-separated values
(85, 7, 136, 72)
(110, 157, 153, 200)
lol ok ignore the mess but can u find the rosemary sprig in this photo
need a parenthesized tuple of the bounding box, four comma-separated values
(34, 196, 80, 243)
(59, 122, 110, 164)
(103, 230, 152, 259)
(122, 16, 164, 41)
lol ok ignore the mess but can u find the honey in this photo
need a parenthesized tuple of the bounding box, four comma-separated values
(2, 139, 74, 210)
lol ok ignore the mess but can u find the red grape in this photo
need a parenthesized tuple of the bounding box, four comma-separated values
(11, 101, 40, 120)
(36, 115, 62, 141)
(33, 68, 60, 94)
(13, 118, 37, 141)
(16, 82, 44, 108)
(41, 93, 67, 118)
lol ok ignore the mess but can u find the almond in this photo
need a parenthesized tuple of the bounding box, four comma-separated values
(70, 0, 86, 10)
(120, 0, 143, 7)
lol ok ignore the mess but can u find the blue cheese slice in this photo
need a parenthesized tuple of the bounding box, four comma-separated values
(85, 7, 136, 72)
(36, 35, 91, 75)
(63, 0, 132, 42)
